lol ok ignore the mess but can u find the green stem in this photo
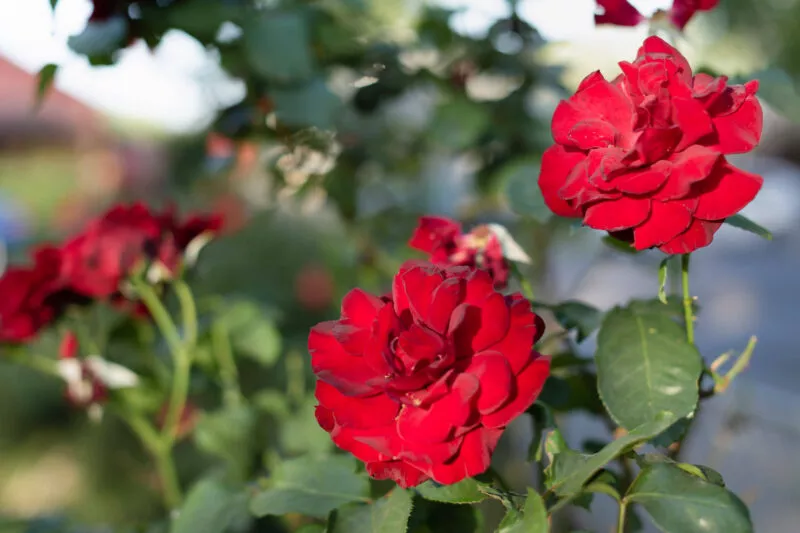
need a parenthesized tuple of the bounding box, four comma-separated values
(12, 352, 60, 378)
(681, 254, 695, 345)
(174, 280, 198, 347)
(211, 319, 243, 407)
(125, 412, 182, 510)
(617, 501, 628, 533)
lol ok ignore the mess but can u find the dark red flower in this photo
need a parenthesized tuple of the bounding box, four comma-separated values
(0, 246, 70, 342)
(310, 261, 550, 488)
(538, 37, 763, 254)
(60, 203, 223, 299)
(409, 216, 510, 289)
(595, 0, 720, 30)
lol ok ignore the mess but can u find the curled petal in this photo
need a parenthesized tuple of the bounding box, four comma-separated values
(658, 219, 723, 254)
(538, 145, 585, 218)
(584, 198, 651, 231)
(632, 201, 693, 250)
(693, 162, 763, 220)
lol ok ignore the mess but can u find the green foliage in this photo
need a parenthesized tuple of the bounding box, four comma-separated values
(331, 489, 413, 533)
(217, 300, 282, 366)
(170, 478, 250, 533)
(250, 456, 370, 519)
(416, 478, 488, 505)
(502, 158, 550, 223)
(626, 462, 753, 533)
(595, 305, 702, 430)
(495, 489, 548, 532)
(725, 214, 773, 241)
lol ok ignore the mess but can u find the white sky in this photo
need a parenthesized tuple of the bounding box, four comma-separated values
(0, 0, 673, 133)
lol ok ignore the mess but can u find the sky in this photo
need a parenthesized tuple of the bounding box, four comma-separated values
(0, 0, 672, 133)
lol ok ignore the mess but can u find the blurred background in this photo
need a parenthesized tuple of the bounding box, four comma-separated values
(0, 0, 799, 531)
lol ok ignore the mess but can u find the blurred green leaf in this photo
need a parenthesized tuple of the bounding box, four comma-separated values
(279, 398, 334, 455)
(194, 405, 258, 479)
(162, 0, 232, 41)
(271, 77, 341, 129)
(724, 214, 772, 241)
(250, 455, 370, 519)
(602, 235, 639, 254)
(35, 64, 58, 109)
(332, 489, 413, 533)
(547, 300, 602, 343)
(501, 158, 550, 223)
(171, 479, 249, 533)
(244, 10, 315, 83)
(427, 97, 490, 150)
(626, 462, 753, 533)
(416, 478, 487, 504)
(218, 300, 282, 366)
(596, 305, 702, 430)
(545, 412, 676, 497)
(67, 17, 127, 57)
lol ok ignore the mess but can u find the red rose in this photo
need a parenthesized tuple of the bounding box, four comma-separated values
(0, 246, 70, 342)
(309, 261, 550, 487)
(409, 216, 510, 289)
(60, 203, 223, 299)
(538, 36, 763, 254)
(595, 0, 720, 30)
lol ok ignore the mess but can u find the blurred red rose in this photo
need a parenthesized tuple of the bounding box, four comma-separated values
(595, 0, 719, 30)
(310, 261, 550, 487)
(295, 264, 335, 312)
(538, 36, 762, 254)
(60, 203, 223, 299)
(0, 246, 70, 342)
(409, 216, 510, 288)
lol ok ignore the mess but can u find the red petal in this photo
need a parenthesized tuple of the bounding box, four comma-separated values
(539, 146, 586, 218)
(693, 162, 763, 220)
(366, 461, 429, 488)
(408, 216, 461, 254)
(427, 277, 463, 334)
(471, 292, 510, 352)
(632, 201, 693, 250)
(552, 75, 635, 148)
(341, 288, 384, 328)
(488, 295, 539, 374)
(656, 145, 721, 200)
(482, 354, 550, 428)
(584, 198, 651, 231)
(672, 97, 714, 151)
(709, 92, 763, 154)
(638, 37, 693, 81)
(658, 219, 722, 254)
(425, 427, 504, 485)
(467, 352, 514, 414)
(393, 263, 443, 324)
(309, 323, 382, 396)
(567, 120, 617, 150)
(396, 373, 479, 444)
(315, 381, 400, 429)
(595, 0, 645, 26)
(612, 163, 670, 195)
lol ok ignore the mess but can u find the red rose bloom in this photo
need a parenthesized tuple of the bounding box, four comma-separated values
(60, 203, 223, 298)
(0, 246, 70, 342)
(595, 0, 720, 30)
(538, 36, 763, 254)
(309, 261, 550, 487)
(409, 216, 509, 289)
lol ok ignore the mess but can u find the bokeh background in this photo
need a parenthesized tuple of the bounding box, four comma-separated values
(0, 0, 799, 531)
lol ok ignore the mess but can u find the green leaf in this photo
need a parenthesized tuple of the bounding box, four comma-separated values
(528, 403, 555, 462)
(271, 77, 341, 129)
(625, 462, 753, 533)
(547, 301, 602, 343)
(602, 235, 639, 254)
(218, 300, 282, 366)
(416, 478, 487, 504)
(595, 305, 702, 430)
(67, 17, 127, 57)
(501, 158, 550, 223)
(193, 405, 258, 480)
(171, 479, 249, 533)
(724, 214, 772, 241)
(545, 412, 676, 497)
(243, 10, 315, 83)
(331, 489, 413, 533)
(427, 97, 490, 151)
(496, 490, 547, 532)
(279, 397, 334, 455)
(35, 64, 58, 109)
(250, 455, 370, 519)
(657, 257, 670, 305)
(161, 0, 232, 42)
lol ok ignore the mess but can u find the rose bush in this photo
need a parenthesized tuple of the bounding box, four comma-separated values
(538, 36, 763, 253)
(310, 260, 550, 487)
(409, 216, 510, 288)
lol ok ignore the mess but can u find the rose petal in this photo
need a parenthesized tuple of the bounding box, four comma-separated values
(467, 352, 514, 414)
(309, 323, 382, 396)
(366, 460, 429, 488)
(658, 219, 723, 254)
(584, 198, 651, 231)
(424, 427, 504, 485)
(488, 295, 539, 373)
(341, 288, 384, 328)
(612, 163, 670, 195)
(315, 380, 400, 429)
(693, 162, 763, 220)
(595, 0, 645, 26)
(408, 216, 462, 254)
(709, 91, 763, 154)
(427, 277, 463, 334)
(632, 201, 693, 250)
(482, 354, 551, 428)
(672, 96, 714, 151)
(396, 373, 479, 444)
(538, 146, 586, 218)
